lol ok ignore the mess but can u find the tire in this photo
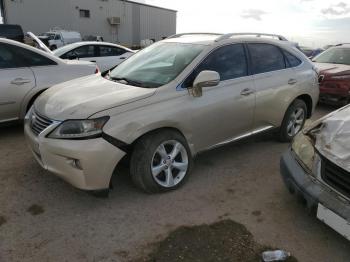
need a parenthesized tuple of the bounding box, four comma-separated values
(50, 45, 57, 51)
(130, 130, 193, 193)
(278, 99, 307, 142)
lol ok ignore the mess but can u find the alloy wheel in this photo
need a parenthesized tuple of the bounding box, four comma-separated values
(287, 108, 305, 137)
(151, 140, 189, 188)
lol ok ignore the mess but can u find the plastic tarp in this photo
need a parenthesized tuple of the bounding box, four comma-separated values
(314, 105, 350, 172)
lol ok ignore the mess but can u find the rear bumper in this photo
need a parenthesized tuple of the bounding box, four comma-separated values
(280, 149, 350, 221)
(24, 120, 126, 191)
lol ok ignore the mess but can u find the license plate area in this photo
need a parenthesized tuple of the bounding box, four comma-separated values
(317, 203, 350, 240)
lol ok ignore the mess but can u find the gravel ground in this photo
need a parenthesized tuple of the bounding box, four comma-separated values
(1, 104, 349, 262)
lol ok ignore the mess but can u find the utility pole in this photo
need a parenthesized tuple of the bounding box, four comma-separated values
(0, 0, 6, 23)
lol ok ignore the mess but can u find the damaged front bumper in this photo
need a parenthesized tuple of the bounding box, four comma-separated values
(280, 149, 350, 239)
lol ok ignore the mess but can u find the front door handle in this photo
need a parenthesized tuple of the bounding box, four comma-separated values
(120, 57, 126, 60)
(288, 79, 298, 85)
(90, 60, 96, 63)
(240, 88, 255, 96)
(11, 78, 31, 85)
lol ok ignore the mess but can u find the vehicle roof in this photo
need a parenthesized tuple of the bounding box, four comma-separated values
(163, 34, 297, 48)
(54, 41, 133, 53)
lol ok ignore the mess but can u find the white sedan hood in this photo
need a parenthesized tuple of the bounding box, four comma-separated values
(313, 105, 350, 172)
(34, 75, 156, 120)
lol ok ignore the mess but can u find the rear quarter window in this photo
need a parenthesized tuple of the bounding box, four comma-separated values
(283, 50, 302, 68)
(248, 43, 286, 74)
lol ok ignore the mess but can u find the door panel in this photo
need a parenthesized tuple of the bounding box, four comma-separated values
(0, 68, 35, 122)
(253, 69, 296, 129)
(247, 43, 297, 130)
(181, 43, 256, 151)
(189, 76, 255, 151)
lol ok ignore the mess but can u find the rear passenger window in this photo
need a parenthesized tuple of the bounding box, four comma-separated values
(248, 43, 285, 74)
(0, 44, 17, 69)
(15, 46, 57, 67)
(283, 50, 302, 68)
(184, 44, 247, 87)
(0, 43, 57, 68)
(99, 46, 126, 57)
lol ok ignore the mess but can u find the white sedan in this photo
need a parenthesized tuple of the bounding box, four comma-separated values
(0, 38, 98, 124)
(53, 42, 135, 73)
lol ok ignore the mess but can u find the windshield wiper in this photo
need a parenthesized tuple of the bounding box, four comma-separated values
(110, 77, 147, 88)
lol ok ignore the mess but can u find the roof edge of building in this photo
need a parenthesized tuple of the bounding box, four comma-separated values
(124, 0, 177, 12)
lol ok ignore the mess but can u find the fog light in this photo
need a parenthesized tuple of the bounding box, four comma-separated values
(67, 158, 83, 170)
(74, 159, 83, 170)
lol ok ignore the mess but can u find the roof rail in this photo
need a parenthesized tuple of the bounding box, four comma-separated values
(167, 33, 223, 39)
(335, 43, 350, 46)
(215, 33, 288, 42)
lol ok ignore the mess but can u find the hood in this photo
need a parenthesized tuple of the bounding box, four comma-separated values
(26, 32, 53, 54)
(312, 105, 350, 172)
(34, 74, 156, 120)
(314, 62, 350, 76)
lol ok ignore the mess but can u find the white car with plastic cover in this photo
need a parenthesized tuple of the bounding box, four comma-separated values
(281, 104, 350, 241)
(0, 34, 98, 124)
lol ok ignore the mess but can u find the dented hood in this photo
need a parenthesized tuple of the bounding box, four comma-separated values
(313, 105, 350, 171)
(314, 62, 350, 76)
(34, 74, 156, 120)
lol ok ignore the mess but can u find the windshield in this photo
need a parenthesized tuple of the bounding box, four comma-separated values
(313, 48, 350, 65)
(109, 42, 205, 88)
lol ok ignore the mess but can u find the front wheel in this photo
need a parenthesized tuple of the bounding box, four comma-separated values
(130, 130, 193, 193)
(279, 99, 307, 142)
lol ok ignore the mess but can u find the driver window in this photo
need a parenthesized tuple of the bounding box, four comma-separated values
(183, 44, 248, 88)
(54, 34, 61, 40)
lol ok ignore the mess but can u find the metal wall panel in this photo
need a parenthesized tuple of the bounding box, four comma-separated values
(3, 0, 176, 46)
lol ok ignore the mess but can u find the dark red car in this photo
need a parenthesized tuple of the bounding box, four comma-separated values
(313, 44, 350, 106)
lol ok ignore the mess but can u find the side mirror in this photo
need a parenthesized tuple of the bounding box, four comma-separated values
(190, 70, 220, 97)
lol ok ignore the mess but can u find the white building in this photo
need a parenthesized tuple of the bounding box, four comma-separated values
(1, 0, 177, 46)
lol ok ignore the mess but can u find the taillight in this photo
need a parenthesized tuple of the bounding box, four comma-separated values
(95, 67, 100, 74)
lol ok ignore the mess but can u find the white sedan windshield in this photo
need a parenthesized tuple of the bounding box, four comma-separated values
(109, 42, 205, 88)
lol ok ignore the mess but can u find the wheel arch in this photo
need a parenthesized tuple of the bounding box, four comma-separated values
(110, 126, 194, 157)
(295, 94, 313, 119)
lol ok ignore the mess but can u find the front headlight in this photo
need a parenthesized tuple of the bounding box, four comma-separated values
(48, 116, 109, 139)
(291, 132, 315, 171)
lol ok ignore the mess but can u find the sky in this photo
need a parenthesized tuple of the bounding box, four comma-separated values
(141, 0, 350, 48)
(1, 1, 349, 47)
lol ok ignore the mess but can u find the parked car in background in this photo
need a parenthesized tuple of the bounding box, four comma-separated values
(83, 35, 104, 42)
(24, 33, 318, 195)
(53, 42, 135, 73)
(300, 46, 324, 59)
(38, 30, 81, 50)
(0, 38, 98, 124)
(313, 44, 350, 106)
(281, 105, 350, 241)
(0, 24, 24, 43)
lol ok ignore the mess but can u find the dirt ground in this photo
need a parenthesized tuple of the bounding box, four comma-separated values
(1, 105, 350, 262)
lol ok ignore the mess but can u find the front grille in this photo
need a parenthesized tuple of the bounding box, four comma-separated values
(30, 111, 53, 135)
(321, 155, 350, 199)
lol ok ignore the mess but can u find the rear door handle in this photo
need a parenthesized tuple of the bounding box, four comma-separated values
(240, 88, 255, 96)
(11, 78, 31, 85)
(288, 79, 298, 85)
(120, 57, 126, 60)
